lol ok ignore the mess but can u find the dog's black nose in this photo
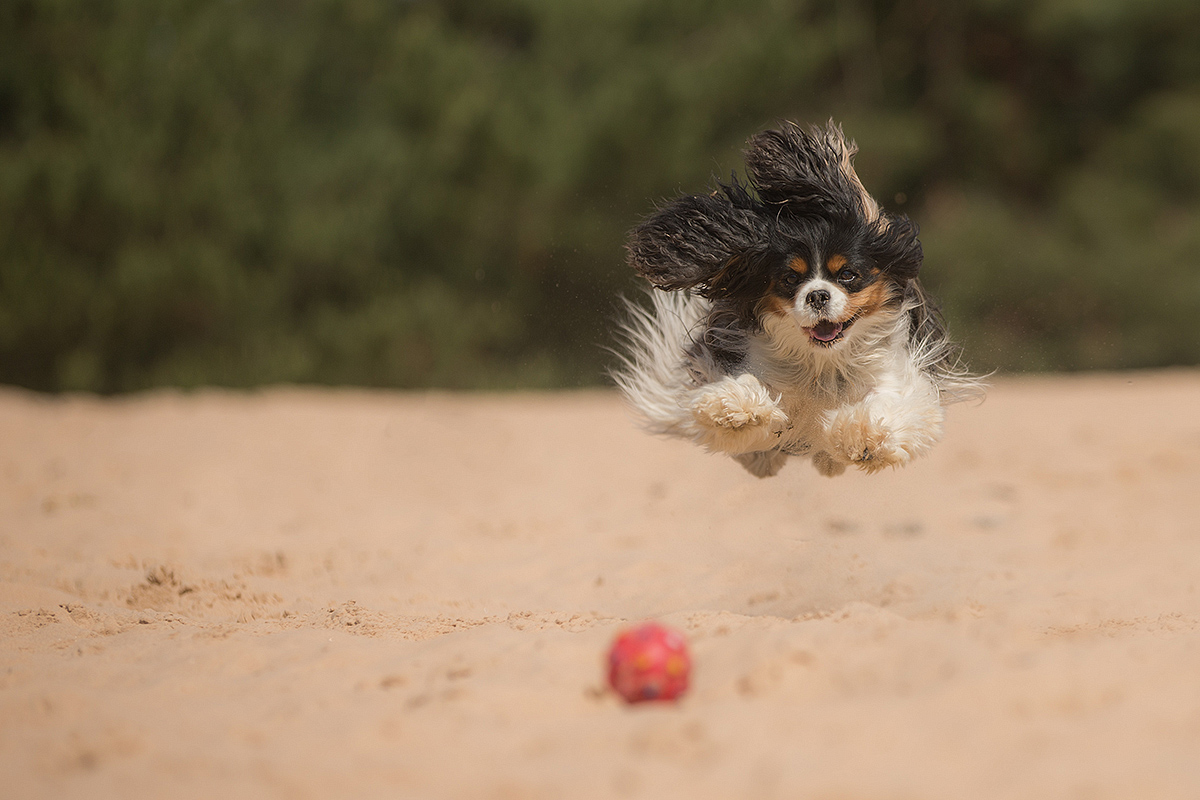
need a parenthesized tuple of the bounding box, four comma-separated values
(805, 289, 830, 310)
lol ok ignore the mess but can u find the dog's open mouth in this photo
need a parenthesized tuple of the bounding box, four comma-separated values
(804, 315, 857, 346)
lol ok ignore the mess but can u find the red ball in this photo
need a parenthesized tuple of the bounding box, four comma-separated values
(607, 622, 691, 703)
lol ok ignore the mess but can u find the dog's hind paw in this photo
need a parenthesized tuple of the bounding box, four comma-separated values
(811, 450, 847, 477)
(734, 449, 789, 478)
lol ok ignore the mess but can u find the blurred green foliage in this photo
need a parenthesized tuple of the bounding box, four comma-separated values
(2, 0, 1199, 392)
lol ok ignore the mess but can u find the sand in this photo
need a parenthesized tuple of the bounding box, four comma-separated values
(2, 371, 1200, 799)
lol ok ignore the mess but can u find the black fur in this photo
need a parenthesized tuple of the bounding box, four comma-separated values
(744, 124, 870, 220)
(626, 182, 769, 292)
(624, 121, 968, 380)
(627, 121, 923, 302)
(864, 213, 923, 282)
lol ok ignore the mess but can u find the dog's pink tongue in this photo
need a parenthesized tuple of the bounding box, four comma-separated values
(810, 321, 842, 342)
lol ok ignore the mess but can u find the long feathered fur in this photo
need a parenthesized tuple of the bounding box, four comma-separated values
(611, 290, 715, 438)
(613, 120, 984, 478)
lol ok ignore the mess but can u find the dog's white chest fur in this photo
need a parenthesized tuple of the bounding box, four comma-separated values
(614, 290, 966, 479)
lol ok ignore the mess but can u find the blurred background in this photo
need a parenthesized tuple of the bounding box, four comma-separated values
(2, 0, 1199, 393)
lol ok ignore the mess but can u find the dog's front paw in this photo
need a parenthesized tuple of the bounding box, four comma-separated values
(824, 405, 908, 474)
(691, 374, 784, 430)
(688, 374, 788, 455)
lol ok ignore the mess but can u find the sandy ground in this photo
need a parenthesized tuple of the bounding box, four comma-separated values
(2, 372, 1200, 799)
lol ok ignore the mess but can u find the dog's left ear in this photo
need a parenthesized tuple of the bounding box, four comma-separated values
(866, 213, 923, 281)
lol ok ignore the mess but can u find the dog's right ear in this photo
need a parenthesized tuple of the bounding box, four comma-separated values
(627, 190, 767, 292)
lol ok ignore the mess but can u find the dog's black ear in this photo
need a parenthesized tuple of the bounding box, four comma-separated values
(866, 213, 923, 281)
(744, 121, 880, 223)
(627, 188, 767, 292)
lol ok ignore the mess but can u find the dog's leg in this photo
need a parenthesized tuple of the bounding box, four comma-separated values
(734, 449, 789, 478)
(810, 450, 847, 477)
(685, 373, 788, 456)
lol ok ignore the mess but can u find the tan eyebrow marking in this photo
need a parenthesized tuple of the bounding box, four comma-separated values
(825, 254, 881, 281)
(787, 256, 809, 275)
(825, 254, 848, 274)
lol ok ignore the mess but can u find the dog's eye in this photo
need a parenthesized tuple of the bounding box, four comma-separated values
(779, 271, 802, 290)
(836, 269, 860, 286)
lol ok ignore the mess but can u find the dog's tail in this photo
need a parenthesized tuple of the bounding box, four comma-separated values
(609, 290, 712, 436)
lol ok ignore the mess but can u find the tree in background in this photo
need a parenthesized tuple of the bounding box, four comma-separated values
(2, 0, 1199, 392)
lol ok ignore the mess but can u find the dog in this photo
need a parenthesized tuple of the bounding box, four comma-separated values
(613, 121, 983, 478)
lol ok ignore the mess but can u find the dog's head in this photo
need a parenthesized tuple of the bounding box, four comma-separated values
(627, 121, 921, 350)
